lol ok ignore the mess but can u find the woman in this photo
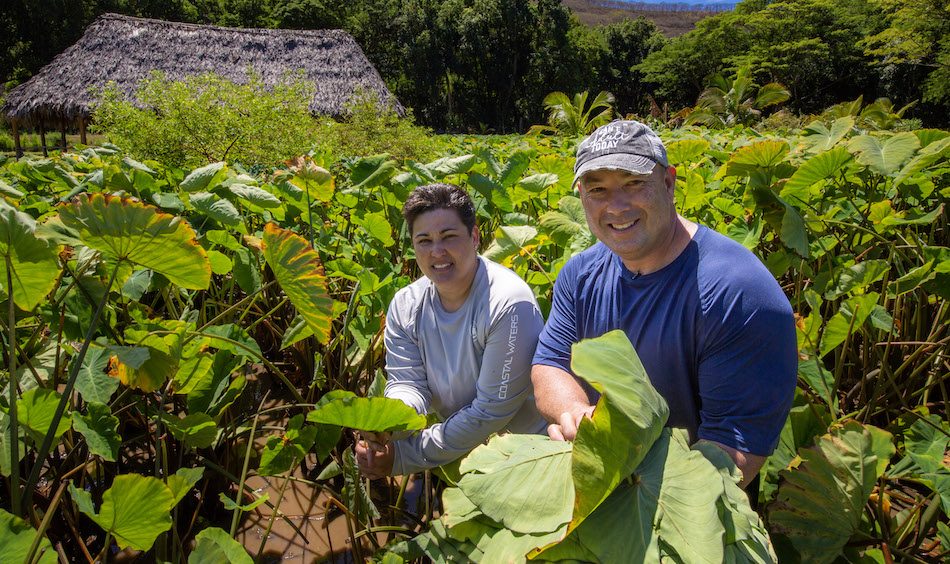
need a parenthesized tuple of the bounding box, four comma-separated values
(355, 183, 546, 478)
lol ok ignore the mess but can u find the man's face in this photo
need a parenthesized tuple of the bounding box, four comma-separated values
(578, 165, 678, 272)
(411, 208, 480, 306)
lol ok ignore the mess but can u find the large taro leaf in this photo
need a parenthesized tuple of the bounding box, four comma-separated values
(17, 388, 72, 441)
(538, 196, 588, 246)
(724, 140, 790, 177)
(780, 147, 852, 204)
(0, 508, 57, 564)
(70, 474, 175, 551)
(261, 223, 333, 344)
(751, 188, 809, 257)
(531, 429, 725, 564)
(0, 199, 62, 311)
(798, 117, 853, 154)
(307, 396, 426, 433)
(57, 194, 210, 290)
(767, 421, 895, 564)
(415, 519, 482, 564)
(666, 139, 711, 166)
(569, 330, 669, 524)
(692, 442, 775, 563)
(456, 434, 574, 534)
(848, 133, 920, 176)
(440, 488, 568, 563)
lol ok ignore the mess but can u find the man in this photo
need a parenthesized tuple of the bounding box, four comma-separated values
(531, 120, 797, 486)
(356, 183, 547, 479)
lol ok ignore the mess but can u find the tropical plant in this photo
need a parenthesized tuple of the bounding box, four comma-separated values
(822, 95, 919, 130)
(527, 90, 616, 137)
(685, 66, 791, 128)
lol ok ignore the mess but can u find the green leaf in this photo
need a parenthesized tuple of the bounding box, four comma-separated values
(167, 467, 205, 507)
(162, 412, 218, 449)
(533, 430, 725, 564)
(894, 136, 950, 187)
(0, 199, 62, 311)
(71, 474, 175, 551)
(752, 189, 809, 257)
(570, 330, 670, 523)
(825, 260, 890, 300)
(666, 139, 711, 166)
(0, 508, 57, 564)
(799, 117, 853, 153)
(190, 192, 242, 228)
(768, 421, 895, 564)
(72, 346, 119, 404)
(219, 492, 269, 512)
(820, 293, 879, 357)
(207, 249, 232, 275)
(538, 196, 588, 245)
(798, 360, 836, 411)
(180, 161, 227, 192)
(259, 414, 317, 476)
(189, 526, 254, 564)
(57, 194, 211, 290)
(483, 225, 539, 263)
(232, 246, 261, 294)
(725, 140, 790, 176)
(456, 434, 573, 534)
(18, 388, 72, 441)
(903, 414, 950, 474)
(350, 154, 398, 190)
(781, 147, 852, 204)
(307, 396, 426, 432)
(354, 211, 395, 247)
(428, 154, 477, 178)
(518, 173, 559, 193)
(228, 184, 281, 208)
(724, 216, 763, 250)
(848, 133, 920, 176)
(72, 402, 121, 461)
(262, 223, 334, 344)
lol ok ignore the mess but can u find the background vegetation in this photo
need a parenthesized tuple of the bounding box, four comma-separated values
(4, 0, 949, 133)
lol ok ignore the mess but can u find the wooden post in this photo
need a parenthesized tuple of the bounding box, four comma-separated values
(39, 118, 47, 157)
(60, 117, 67, 153)
(12, 119, 22, 159)
(79, 115, 87, 145)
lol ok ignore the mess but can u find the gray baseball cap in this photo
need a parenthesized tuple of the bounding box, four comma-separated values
(573, 120, 669, 186)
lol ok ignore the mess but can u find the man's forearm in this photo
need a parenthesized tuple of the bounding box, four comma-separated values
(531, 364, 590, 421)
(701, 440, 766, 489)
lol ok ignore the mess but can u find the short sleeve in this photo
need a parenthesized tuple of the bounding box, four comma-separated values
(532, 260, 578, 373)
(695, 265, 798, 456)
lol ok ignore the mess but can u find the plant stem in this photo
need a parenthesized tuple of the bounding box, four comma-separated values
(21, 261, 120, 515)
(24, 480, 67, 564)
(230, 392, 268, 537)
(7, 259, 21, 515)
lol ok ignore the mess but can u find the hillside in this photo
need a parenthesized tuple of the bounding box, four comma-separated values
(563, 0, 731, 36)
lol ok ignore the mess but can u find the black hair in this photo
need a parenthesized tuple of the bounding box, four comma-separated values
(401, 183, 477, 236)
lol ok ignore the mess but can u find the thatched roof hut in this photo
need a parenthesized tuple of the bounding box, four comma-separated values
(2, 12, 403, 146)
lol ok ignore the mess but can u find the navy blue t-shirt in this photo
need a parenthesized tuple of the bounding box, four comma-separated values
(533, 225, 797, 456)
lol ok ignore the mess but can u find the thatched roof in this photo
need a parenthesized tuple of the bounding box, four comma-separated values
(2, 13, 403, 128)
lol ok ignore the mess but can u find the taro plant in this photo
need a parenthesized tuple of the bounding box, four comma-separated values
(392, 331, 775, 563)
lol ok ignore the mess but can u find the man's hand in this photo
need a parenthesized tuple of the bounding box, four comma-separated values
(547, 405, 596, 442)
(355, 431, 394, 480)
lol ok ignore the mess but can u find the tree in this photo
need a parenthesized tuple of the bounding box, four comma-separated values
(528, 90, 615, 136)
(864, 0, 950, 107)
(685, 65, 790, 127)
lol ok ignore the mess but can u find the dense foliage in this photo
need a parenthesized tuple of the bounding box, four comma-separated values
(6, 0, 947, 132)
(0, 117, 949, 561)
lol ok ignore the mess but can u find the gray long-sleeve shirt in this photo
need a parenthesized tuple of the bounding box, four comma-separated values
(384, 256, 547, 475)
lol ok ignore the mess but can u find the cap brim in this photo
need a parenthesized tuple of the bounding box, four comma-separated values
(573, 154, 658, 186)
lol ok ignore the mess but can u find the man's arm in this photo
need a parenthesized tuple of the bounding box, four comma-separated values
(531, 363, 597, 442)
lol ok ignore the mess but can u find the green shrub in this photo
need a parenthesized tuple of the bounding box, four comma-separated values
(314, 89, 434, 163)
(93, 70, 317, 167)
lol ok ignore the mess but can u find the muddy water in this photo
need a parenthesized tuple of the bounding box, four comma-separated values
(235, 469, 427, 563)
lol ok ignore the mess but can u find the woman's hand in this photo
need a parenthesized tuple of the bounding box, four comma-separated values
(355, 431, 395, 480)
